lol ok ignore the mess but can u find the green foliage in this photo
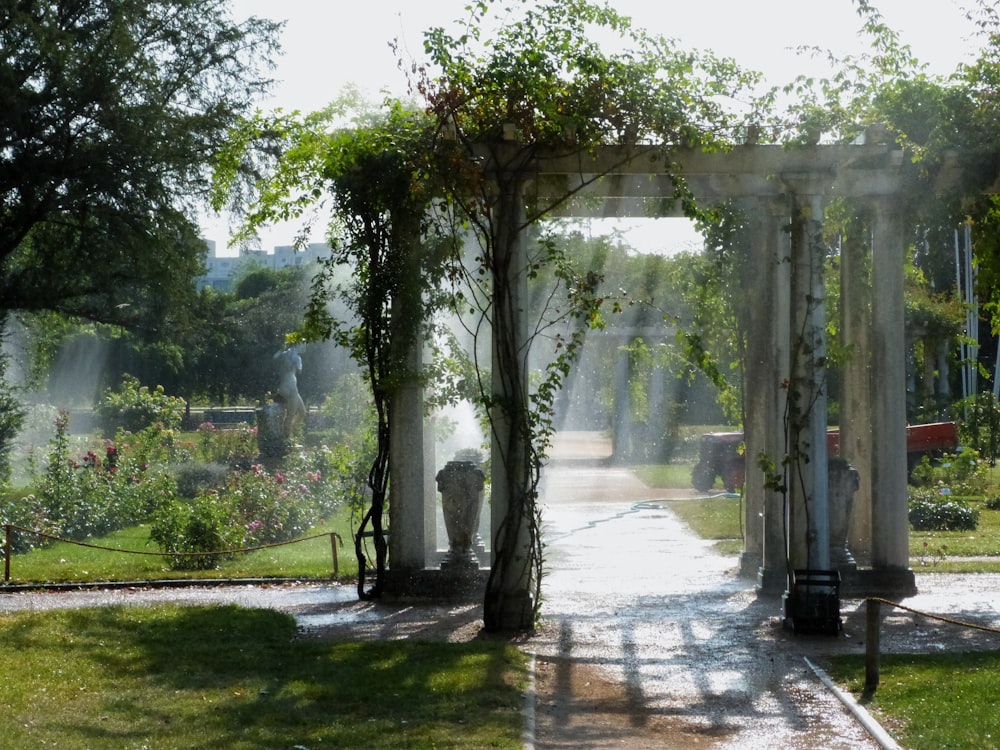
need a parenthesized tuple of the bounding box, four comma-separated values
(314, 373, 375, 446)
(194, 421, 258, 469)
(0, 352, 24, 487)
(96, 374, 186, 436)
(23, 411, 175, 545)
(2, 409, 344, 567)
(172, 462, 230, 499)
(957, 392, 1000, 462)
(150, 457, 340, 570)
(422, 0, 761, 152)
(150, 494, 243, 569)
(910, 449, 989, 496)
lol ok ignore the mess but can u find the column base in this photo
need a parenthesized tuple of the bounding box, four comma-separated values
(782, 569, 842, 635)
(756, 565, 788, 594)
(383, 567, 488, 599)
(483, 589, 534, 633)
(739, 551, 762, 580)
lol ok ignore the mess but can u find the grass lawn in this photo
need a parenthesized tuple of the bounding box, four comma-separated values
(0, 604, 525, 749)
(5, 515, 358, 585)
(635, 461, 1000, 569)
(824, 651, 1000, 750)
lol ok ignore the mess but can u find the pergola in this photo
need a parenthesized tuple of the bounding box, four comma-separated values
(389, 134, 950, 625)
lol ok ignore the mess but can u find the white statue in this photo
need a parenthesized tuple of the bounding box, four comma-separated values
(273, 347, 306, 437)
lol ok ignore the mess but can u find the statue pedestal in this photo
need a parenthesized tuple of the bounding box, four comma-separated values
(256, 403, 290, 460)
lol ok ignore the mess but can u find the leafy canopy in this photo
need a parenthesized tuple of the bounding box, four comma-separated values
(421, 0, 763, 155)
(0, 0, 281, 331)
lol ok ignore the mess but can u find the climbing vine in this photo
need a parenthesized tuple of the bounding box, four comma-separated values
(420, 0, 761, 630)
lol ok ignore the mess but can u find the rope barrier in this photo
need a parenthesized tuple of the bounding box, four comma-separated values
(2, 524, 343, 583)
(863, 595, 1000, 691)
(866, 595, 1000, 636)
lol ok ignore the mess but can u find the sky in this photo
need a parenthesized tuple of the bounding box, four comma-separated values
(205, 0, 983, 254)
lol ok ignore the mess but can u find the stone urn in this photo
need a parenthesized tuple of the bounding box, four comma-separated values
(435, 457, 486, 570)
(828, 457, 860, 570)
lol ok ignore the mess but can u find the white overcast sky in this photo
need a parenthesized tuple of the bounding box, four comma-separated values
(206, 0, 982, 253)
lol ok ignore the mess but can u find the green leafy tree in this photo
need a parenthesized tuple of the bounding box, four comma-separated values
(0, 1, 280, 332)
(0, 0, 280, 480)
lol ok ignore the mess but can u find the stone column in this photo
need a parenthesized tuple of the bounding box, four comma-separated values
(741, 197, 787, 588)
(870, 197, 915, 592)
(785, 189, 831, 576)
(388, 335, 428, 571)
(839, 221, 874, 567)
(611, 340, 632, 462)
(485, 148, 535, 632)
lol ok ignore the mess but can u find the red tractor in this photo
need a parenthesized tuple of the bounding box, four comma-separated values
(690, 421, 959, 493)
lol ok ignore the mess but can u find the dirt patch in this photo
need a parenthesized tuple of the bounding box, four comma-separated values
(532, 655, 737, 749)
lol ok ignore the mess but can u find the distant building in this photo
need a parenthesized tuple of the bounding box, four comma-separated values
(197, 241, 332, 291)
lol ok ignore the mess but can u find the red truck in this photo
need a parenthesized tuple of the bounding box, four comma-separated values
(690, 421, 959, 493)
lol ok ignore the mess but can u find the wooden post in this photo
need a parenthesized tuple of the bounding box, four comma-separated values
(330, 532, 340, 578)
(865, 598, 881, 690)
(4, 524, 11, 583)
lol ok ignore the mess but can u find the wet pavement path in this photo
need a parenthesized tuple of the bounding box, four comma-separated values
(530, 451, 882, 748)
(530, 433, 1000, 748)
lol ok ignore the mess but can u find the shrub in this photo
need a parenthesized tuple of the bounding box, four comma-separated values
(910, 448, 988, 496)
(96, 374, 186, 436)
(149, 460, 340, 565)
(173, 462, 229, 499)
(0, 489, 57, 553)
(150, 494, 244, 570)
(29, 411, 175, 541)
(909, 490, 979, 531)
(10, 406, 343, 566)
(0, 353, 24, 488)
(195, 421, 257, 469)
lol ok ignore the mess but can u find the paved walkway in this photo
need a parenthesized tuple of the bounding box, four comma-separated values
(528, 432, 1000, 748)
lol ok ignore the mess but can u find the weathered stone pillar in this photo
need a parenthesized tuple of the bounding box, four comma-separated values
(485, 146, 536, 631)
(785, 188, 831, 576)
(870, 197, 915, 592)
(741, 197, 788, 589)
(840, 221, 874, 567)
(388, 336, 429, 571)
(611, 340, 632, 462)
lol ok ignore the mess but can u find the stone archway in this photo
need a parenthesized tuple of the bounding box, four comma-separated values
(515, 138, 926, 600)
(391, 135, 944, 612)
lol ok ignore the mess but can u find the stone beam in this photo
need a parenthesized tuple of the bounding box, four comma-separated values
(515, 143, 930, 217)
